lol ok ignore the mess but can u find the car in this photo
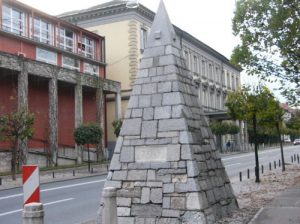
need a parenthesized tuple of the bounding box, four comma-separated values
(293, 139, 300, 145)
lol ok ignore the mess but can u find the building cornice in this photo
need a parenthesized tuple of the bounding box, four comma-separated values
(60, 1, 241, 72)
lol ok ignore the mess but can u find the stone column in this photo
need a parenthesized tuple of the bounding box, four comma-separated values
(18, 61, 28, 165)
(115, 92, 122, 120)
(96, 88, 105, 161)
(23, 202, 44, 224)
(75, 82, 83, 164)
(49, 77, 58, 166)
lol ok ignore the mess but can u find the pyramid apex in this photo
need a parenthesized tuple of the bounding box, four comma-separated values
(146, 0, 180, 48)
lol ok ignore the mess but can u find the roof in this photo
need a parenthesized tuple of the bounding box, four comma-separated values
(59, 0, 241, 71)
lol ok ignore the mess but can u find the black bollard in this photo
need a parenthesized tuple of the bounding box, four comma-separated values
(279, 160, 281, 167)
(269, 162, 272, 171)
(52, 172, 55, 178)
(239, 172, 242, 182)
(91, 167, 94, 174)
(274, 161, 276, 169)
(291, 156, 294, 163)
(298, 155, 299, 164)
(0, 177, 2, 185)
(73, 170, 75, 176)
(247, 169, 250, 179)
(294, 154, 296, 161)
(261, 165, 264, 174)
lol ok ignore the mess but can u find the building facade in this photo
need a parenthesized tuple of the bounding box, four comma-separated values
(60, 0, 246, 151)
(0, 0, 121, 171)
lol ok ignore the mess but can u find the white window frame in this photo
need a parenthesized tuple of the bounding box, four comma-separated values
(140, 27, 147, 51)
(2, 5, 26, 36)
(32, 17, 53, 45)
(58, 27, 75, 52)
(62, 56, 80, 71)
(36, 48, 57, 65)
(79, 36, 95, 59)
(84, 62, 99, 76)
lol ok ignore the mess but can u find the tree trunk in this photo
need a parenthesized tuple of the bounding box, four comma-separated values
(11, 139, 18, 181)
(276, 122, 285, 171)
(253, 114, 260, 183)
(87, 144, 91, 172)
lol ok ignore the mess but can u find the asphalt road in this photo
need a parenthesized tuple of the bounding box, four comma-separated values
(0, 145, 299, 223)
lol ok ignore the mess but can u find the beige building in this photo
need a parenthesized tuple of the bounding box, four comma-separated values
(60, 0, 246, 152)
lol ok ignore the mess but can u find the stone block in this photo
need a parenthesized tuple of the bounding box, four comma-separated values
(157, 131, 178, 138)
(159, 118, 187, 132)
(151, 94, 163, 106)
(132, 85, 142, 95)
(114, 137, 123, 153)
(162, 92, 183, 105)
(175, 178, 200, 192)
(163, 197, 170, 209)
(150, 188, 162, 203)
(117, 207, 131, 216)
(159, 55, 176, 66)
(163, 183, 174, 193)
(104, 180, 122, 189)
(127, 170, 147, 181)
(110, 154, 121, 170)
(120, 147, 134, 163)
(147, 170, 156, 181)
(143, 107, 154, 120)
(154, 106, 172, 119)
(120, 118, 142, 136)
(140, 58, 153, 69)
(157, 218, 180, 224)
(162, 209, 180, 218)
(181, 145, 193, 160)
(117, 188, 141, 198)
(128, 96, 139, 108)
(131, 204, 162, 218)
(143, 46, 165, 58)
(118, 217, 135, 224)
(156, 174, 171, 183)
(186, 192, 208, 210)
(158, 82, 172, 93)
(181, 211, 206, 224)
(180, 131, 194, 144)
(171, 197, 185, 210)
(112, 170, 128, 180)
(172, 174, 187, 183)
(142, 83, 157, 94)
(117, 197, 132, 207)
(141, 187, 150, 204)
(132, 109, 143, 118)
(139, 95, 152, 107)
(187, 161, 200, 177)
(206, 190, 216, 204)
(141, 120, 157, 138)
(139, 69, 149, 78)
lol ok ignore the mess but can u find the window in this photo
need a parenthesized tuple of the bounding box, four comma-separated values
(2, 5, 26, 36)
(184, 50, 190, 69)
(32, 17, 53, 45)
(62, 56, 79, 71)
(78, 36, 95, 59)
(36, 48, 57, 65)
(201, 59, 206, 77)
(140, 27, 147, 51)
(84, 63, 99, 76)
(58, 28, 74, 52)
(193, 55, 198, 73)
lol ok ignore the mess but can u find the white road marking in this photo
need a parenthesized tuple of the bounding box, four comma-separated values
(0, 179, 105, 201)
(0, 198, 74, 217)
(224, 163, 241, 167)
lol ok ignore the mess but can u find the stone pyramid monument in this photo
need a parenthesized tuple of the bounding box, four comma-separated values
(103, 1, 238, 223)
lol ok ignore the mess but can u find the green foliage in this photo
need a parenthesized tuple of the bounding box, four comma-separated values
(0, 108, 35, 142)
(210, 122, 240, 135)
(74, 123, 102, 146)
(112, 119, 123, 137)
(232, 0, 300, 105)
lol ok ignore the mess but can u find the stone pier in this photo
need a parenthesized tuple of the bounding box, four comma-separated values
(100, 1, 237, 223)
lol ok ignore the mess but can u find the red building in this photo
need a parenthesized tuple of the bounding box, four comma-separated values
(0, 0, 121, 170)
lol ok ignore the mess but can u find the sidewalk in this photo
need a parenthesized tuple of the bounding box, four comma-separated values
(249, 182, 300, 224)
(0, 163, 109, 191)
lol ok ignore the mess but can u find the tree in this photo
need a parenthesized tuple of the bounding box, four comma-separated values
(286, 110, 300, 140)
(226, 85, 273, 182)
(0, 109, 35, 180)
(260, 97, 286, 171)
(74, 123, 102, 172)
(210, 122, 240, 152)
(232, 0, 300, 105)
(112, 119, 123, 137)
